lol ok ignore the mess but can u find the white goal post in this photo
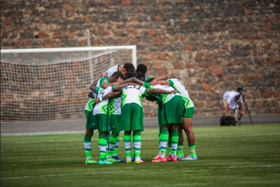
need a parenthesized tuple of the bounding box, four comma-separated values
(1, 45, 137, 122)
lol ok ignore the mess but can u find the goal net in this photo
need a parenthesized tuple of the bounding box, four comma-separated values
(1, 46, 137, 122)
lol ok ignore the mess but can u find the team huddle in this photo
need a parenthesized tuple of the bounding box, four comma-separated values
(83, 63, 198, 164)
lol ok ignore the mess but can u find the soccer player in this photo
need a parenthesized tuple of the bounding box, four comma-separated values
(104, 63, 135, 78)
(152, 74, 198, 160)
(83, 78, 101, 164)
(91, 72, 124, 164)
(112, 75, 177, 164)
(134, 63, 153, 82)
(147, 82, 184, 162)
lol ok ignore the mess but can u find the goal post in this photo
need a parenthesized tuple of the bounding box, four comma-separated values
(1, 45, 137, 122)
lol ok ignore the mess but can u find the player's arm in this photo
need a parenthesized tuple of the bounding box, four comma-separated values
(150, 75, 168, 85)
(88, 92, 95, 99)
(102, 82, 118, 89)
(146, 88, 177, 94)
(156, 80, 170, 85)
(89, 76, 102, 91)
(112, 82, 139, 92)
(94, 91, 122, 104)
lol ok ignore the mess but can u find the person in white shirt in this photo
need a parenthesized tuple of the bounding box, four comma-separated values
(223, 88, 245, 121)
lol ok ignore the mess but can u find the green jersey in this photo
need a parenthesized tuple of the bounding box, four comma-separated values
(84, 98, 95, 112)
(168, 78, 194, 108)
(151, 84, 180, 104)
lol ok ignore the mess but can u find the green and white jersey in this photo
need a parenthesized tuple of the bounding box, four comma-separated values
(84, 97, 95, 112)
(96, 77, 109, 88)
(93, 77, 110, 98)
(121, 85, 147, 107)
(93, 86, 112, 115)
(108, 86, 121, 115)
(152, 84, 180, 104)
(104, 65, 121, 78)
(168, 78, 194, 108)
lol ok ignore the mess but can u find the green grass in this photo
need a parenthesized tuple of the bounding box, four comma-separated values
(1, 124, 280, 187)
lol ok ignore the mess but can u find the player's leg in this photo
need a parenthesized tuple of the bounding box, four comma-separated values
(84, 110, 98, 164)
(170, 124, 179, 161)
(177, 124, 184, 160)
(182, 107, 197, 160)
(131, 104, 144, 163)
(154, 105, 162, 159)
(95, 114, 113, 164)
(152, 125, 168, 162)
(99, 131, 112, 164)
(123, 131, 132, 163)
(121, 104, 133, 163)
(133, 130, 144, 163)
(166, 96, 184, 161)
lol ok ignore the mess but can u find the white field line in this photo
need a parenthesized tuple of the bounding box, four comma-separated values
(2, 165, 280, 180)
(1, 131, 84, 136)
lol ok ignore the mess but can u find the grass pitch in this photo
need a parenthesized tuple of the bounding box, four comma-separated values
(1, 124, 280, 187)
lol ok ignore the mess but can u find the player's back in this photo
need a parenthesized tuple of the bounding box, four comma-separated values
(121, 85, 146, 107)
(169, 78, 194, 108)
(169, 78, 190, 98)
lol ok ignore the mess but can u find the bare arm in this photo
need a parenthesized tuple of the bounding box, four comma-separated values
(102, 82, 118, 89)
(112, 82, 139, 92)
(150, 75, 168, 85)
(147, 88, 177, 94)
(89, 76, 102, 92)
(156, 80, 170, 85)
(120, 77, 144, 85)
(94, 91, 122, 104)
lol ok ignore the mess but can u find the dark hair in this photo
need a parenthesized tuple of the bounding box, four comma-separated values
(111, 71, 124, 79)
(136, 64, 147, 74)
(124, 72, 135, 80)
(148, 78, 155, 82)
(123, 63, 135, 72)
(237, 86, 243, 92)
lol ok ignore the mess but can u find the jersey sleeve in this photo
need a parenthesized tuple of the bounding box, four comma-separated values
(99, 77, 109, 88)
(94, 87, 100, 94)
(167, 79, 174, 87)
(143, 82, 154, 89)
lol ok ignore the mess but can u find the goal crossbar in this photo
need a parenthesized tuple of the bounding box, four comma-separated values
(1, 45, 137, 67)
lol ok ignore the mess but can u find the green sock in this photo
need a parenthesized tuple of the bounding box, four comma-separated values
(108, 135, 116, 157)
(158, 132, 161, 154)
(160, 129, 168, 158)
(177, 143, 184, 157)
(168, 139, 172, 155)
(98, 135, 107, 161)
(84, 136, 92, 160)
(113, 135, 120, 156)
(133, 132, 142, 159)
(171, 129, 179, 157)
(123, 132, 131, 160)
(189, 143, 196, 157)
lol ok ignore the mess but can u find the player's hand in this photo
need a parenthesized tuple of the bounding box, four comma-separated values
(94, 98, 100, 104)
(150, 79, 157, 86)
(88, 92, 94, 98)
(227, 113, 231, 116)
(241, 111, 245, 115)
(171, 90, 177, 94)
